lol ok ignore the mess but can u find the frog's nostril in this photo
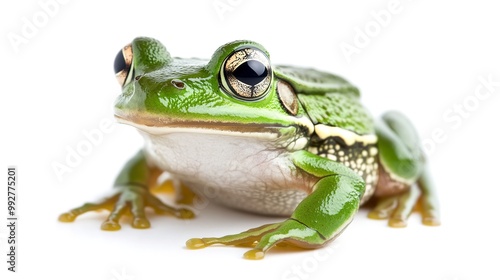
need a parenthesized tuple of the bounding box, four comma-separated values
(171, 79, 185, 89)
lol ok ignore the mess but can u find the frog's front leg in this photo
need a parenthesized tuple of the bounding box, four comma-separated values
(58, 150, 194, 230)
(186, 150, 365, 260)
(368, 111, 440, 227)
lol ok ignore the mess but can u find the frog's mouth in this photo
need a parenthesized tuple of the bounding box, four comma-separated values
(114, 112, 311, 147)
(117, 114, 277, 136)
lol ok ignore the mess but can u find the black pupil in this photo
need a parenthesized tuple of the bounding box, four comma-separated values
(113, 50, 127, 74)
(233, 60, 268, 86)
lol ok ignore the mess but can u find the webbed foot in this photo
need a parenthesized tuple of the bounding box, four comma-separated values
(368, 169, 440, 227)
(59, 185, 194, 230)
(186, 219, 324, 260)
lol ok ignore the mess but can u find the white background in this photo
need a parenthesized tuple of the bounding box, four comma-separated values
(2, 0, 500, 279)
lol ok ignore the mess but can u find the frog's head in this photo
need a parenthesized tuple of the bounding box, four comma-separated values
(113, 37, 313, 149)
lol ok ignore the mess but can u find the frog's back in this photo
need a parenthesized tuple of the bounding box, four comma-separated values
(277, 65, 379, 203)
(275, 65, 373, 135)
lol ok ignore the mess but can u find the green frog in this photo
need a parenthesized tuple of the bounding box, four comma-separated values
(59, 37, 440, 260)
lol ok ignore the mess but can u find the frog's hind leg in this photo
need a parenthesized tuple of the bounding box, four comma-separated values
(369, 111, 440, 227)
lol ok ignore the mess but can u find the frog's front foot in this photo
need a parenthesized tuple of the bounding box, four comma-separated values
(59, 185, 194, 230)
(186, 219, 324, 260)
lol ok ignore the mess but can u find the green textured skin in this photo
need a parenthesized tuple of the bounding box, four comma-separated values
(274, 65, 360, 95)
(376, 111, 424, 181)
(274, 65, 373, 135)
(113, 150, 149, 187)
(132, 38, 173, 75)
(290, 151, 365, 238)
(298, 93, 374, 135)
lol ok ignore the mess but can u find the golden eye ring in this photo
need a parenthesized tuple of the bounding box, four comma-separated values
(114, 43, 133, 87)
(220, 47, 272, 100)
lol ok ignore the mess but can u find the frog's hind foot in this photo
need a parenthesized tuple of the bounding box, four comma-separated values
(186, 223, 281, 259)
(368, 177, 440, 227)
(186, 219, 325, 260)
(368, 184, 421, 227)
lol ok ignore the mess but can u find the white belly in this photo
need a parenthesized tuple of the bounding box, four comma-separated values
(140, 130, 314, 216)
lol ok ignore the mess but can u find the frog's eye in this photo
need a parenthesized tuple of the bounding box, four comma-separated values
(114, 44, 133, 87)
(220, 47, 272, 100)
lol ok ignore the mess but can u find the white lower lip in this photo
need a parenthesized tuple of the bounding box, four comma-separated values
(117, 117, 281, 140)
